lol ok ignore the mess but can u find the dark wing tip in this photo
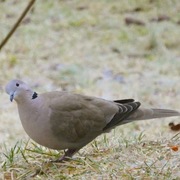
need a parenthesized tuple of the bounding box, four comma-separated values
(114, 99, 135, 104)
(103, 101, 141, 131)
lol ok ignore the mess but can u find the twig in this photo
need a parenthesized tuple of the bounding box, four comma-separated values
(0, 0, 36, 51)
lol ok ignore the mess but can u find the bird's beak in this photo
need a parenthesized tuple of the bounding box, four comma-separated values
(10, 93, 14, 102)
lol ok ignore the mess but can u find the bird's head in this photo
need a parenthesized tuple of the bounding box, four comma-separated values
(5, 79, 37, 103)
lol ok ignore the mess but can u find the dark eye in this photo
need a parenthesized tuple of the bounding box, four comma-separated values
(16, 83, 19, 87)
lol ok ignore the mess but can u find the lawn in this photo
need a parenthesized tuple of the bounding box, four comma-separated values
(0, 0, 180, 179)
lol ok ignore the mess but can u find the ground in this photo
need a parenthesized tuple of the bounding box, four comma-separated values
(0, 0, 180, 179)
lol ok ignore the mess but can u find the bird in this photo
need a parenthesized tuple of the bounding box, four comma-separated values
(5, 79, 180, 162)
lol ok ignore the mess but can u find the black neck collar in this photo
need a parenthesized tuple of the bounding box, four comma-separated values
(32, 92, 38, 99)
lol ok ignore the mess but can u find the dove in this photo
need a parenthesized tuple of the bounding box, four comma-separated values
(5, 79, 180, 162)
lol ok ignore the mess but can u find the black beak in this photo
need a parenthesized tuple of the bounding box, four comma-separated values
(10, 94, 14, 102)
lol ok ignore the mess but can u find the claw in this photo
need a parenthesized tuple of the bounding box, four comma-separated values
(51, 149, 78, 163)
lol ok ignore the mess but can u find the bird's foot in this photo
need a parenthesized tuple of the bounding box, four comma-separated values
(50, 149, 78, 163)
(50, 155, 70, 163)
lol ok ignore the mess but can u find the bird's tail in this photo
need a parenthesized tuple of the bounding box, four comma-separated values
(124, 108, 180, 123)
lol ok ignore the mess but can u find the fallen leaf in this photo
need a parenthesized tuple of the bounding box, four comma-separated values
(150, 15, 170, 22)
(169, 122, 180, 131)
(125, 17, 145, 26)
(170, 145, 179, 152)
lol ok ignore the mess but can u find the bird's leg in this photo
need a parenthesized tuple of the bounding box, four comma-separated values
(51, 149, 78, 163)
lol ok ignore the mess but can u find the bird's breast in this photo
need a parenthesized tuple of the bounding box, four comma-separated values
(17, 103, 65, 150)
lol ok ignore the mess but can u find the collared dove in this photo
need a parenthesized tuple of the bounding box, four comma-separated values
(5, 79, 180, 162)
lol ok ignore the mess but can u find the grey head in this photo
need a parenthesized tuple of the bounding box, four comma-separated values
(5, 79, 36, 103)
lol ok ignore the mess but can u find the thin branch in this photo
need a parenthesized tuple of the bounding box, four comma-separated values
(0, 0, 36, 51)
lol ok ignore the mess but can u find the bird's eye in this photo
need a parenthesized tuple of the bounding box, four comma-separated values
(16, 83, 19, 87)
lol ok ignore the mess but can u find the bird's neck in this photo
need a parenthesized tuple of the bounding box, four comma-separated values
(16, 91, 38, 104)
(17, 92, 41, 122)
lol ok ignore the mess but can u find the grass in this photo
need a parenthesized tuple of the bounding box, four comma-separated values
(0, 0, 180, 179)
(1, 133, 180, 179)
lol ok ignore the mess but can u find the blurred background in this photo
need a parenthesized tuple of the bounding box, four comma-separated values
(0, 0, 180, 153)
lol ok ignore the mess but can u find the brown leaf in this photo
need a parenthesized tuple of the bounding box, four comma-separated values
(125, 17, 145, 26)
(170, 145, 179, 152)
(169, 122, 180, 131)
(150, 15, 170, 22)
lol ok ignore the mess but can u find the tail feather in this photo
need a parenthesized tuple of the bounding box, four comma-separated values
(125, 108, 180, 123)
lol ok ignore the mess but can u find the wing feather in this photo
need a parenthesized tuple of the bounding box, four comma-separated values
(103, 101, 141, 131)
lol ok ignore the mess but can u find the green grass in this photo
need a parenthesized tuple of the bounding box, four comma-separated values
(0, 0, 180, 179)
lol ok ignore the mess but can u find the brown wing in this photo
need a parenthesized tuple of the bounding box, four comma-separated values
(46, 92, 140, 145)
(46, 92, 118, 145)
